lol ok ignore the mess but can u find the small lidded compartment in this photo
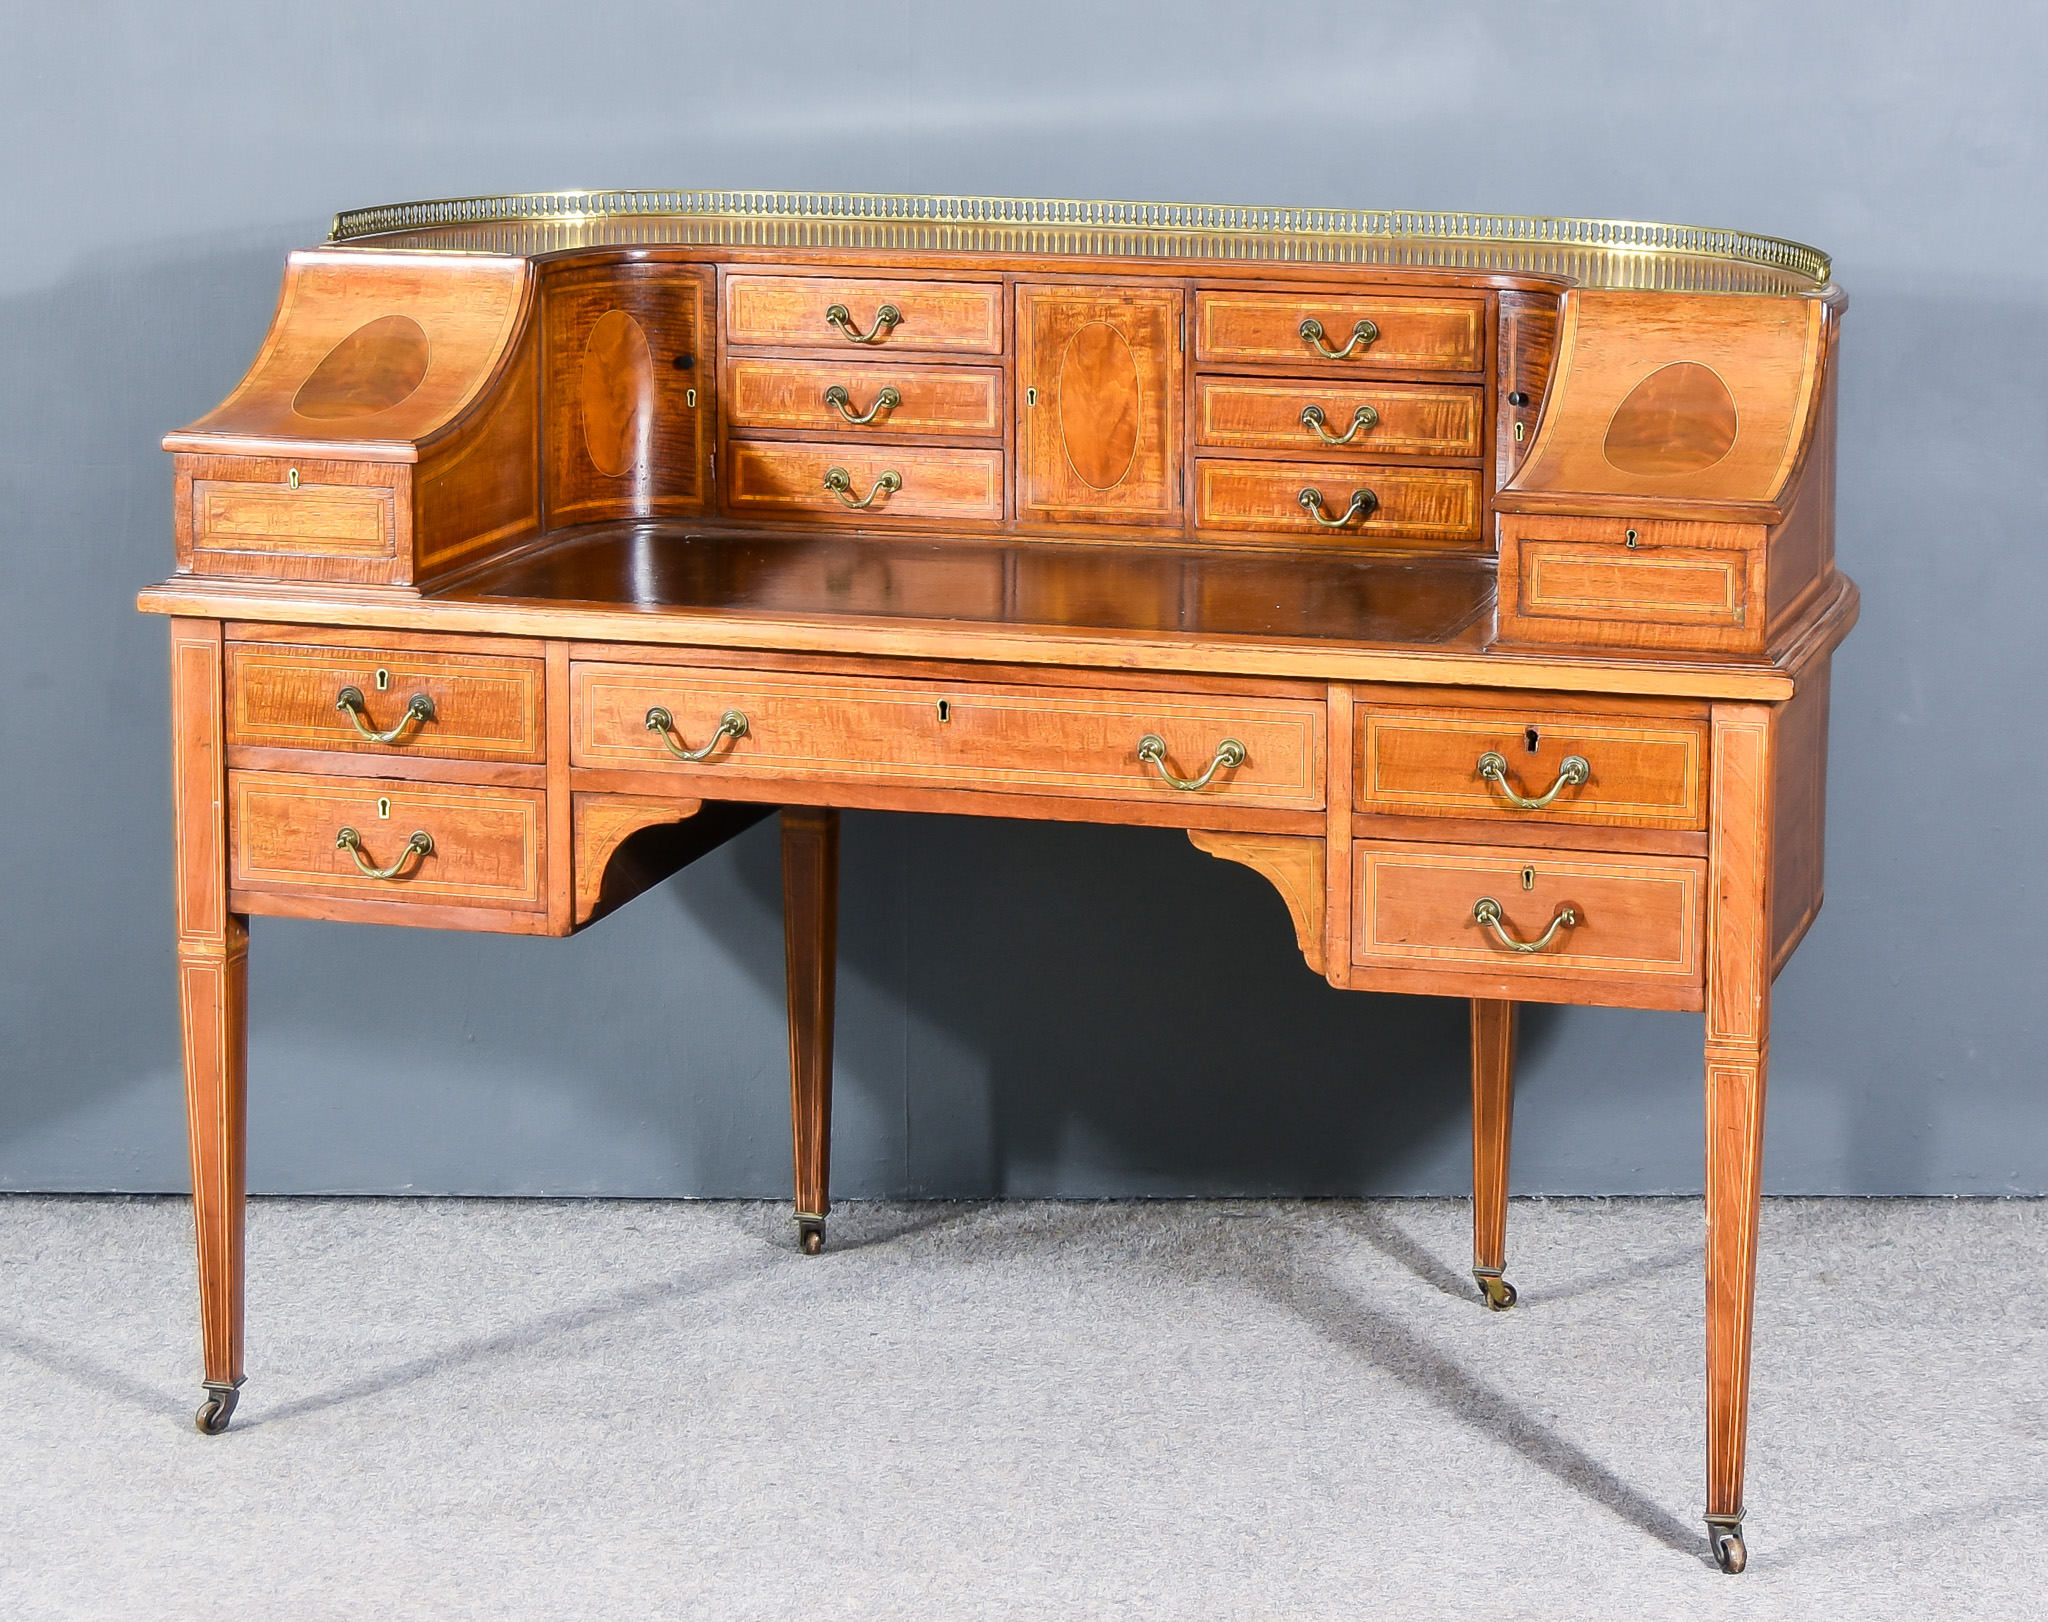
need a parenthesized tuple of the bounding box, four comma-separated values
(1496, 515, 1768, 654)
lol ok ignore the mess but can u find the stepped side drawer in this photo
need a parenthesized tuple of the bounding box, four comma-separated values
(572, 664, 1325, 810)
(226, 640, 544, 762)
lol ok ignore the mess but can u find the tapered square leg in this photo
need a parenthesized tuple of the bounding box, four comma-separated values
(782, 807, 839, 1255)
(1470, 998, 1517, 1310)
(1702, 704, 1776, 1573)
(170, 617, 249, 1433)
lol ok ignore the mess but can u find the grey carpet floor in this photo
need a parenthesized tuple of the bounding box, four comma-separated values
(0, 1196, 2042, 1621)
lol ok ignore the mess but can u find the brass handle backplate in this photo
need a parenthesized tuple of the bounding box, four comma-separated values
(1476, 751, 1591, 810)
(645, 707, 748, 762)
(1136, 734, 1247, 792)
(824, 384, 901, 425)
(1298, 486, 1379, 528)
(336, 686, 435, 745)
(1472, 897, 1577, 954)
(1300, 402, 1380, 445)
(336, 827, 433, 881)
(825, 302, 902, 344)
(823, 466, 902, 508)
(1299, 317, 1379, 360)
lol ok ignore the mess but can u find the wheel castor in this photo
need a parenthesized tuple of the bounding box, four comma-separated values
(797, 1216, 826, 1256)
(1707, 1519, 1746, 1574)
(1473, 1269, 1517, 1311)
(194, 1381, 242, 1435)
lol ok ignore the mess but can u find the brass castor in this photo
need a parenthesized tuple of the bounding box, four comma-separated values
(1473, 1268, 1517, 1311)
(194, 1380, 242, 1435)
(797, 1217, 826, 1256)
(1707, 1519, 1747, 1574)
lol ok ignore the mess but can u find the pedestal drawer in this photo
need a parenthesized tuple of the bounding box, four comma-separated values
(1195, 292, 1484, 371)
(572, 664, 1324, 809)
(229, 770, 546, 911)
(725, 276, 1003, 354)
(725, 441, 1004, 523)
(1358, 705, 1707, 830)
(1195, 459, 1482, 543)
(1352, 841, 1705, 1008)
(226, 640, 544, 761)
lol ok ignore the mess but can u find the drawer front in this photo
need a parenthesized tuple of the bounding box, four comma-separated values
(229, 771, 545, 910)
(726, 358, 1003, 438)
(725, 441, 1004, 522)
(1195, 379, 1483, 457)
(1521, 542, 1749, 625)
(1497, 515, 1768, 653)
(1195, 293, 1485, 371)
(1195, 459, 1482, 542)
(193, 478, 394, 557)
(725, 276, 1003, 354)
(1358, 706, 1707, 830)
(226, 642, 545, 761)
(1354, 841, 1704, 991)
(572, 664, 1325, 809)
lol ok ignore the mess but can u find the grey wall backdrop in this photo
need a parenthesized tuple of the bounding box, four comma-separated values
(3, 1, 2042, 1198)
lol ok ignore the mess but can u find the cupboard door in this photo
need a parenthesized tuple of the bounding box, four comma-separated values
(544, 262, 713, 529)
(1018, 285, 1182, 526)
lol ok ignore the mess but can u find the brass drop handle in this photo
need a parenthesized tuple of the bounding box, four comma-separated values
(336, 686, 435, 744)
(645, 706, 748, 762)
(1476, 750, 1591, 810)
(1136, 734, 1247, 792)
(1300, 402, 1380, 445)
(1298, 486, 1379, 528)
(1299, 317, 1379, 360)
(336, 827, 433, 881)
(1472, 897, 1578, 954)
(824, 384, 902, 425)
(823, 466, 902, 509)
(825, 302, 902, 344)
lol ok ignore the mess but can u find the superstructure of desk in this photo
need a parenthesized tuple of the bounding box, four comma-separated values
(138, 192, 1856, 1573)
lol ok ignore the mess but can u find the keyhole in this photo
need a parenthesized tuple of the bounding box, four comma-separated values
(1513, 420, 1525, 443)
(287, 467, 300, 490)
(1026, 386, 1038, 407)
(1521, 866, 1535, 891)
(376, 797, 391, 820)
(1524, 726, 1540, 753)
(1625, 528, 1640, 549)
(685, 388, 697, 408)
(936, 699, 951, 723)
(375, 668, 391, 691)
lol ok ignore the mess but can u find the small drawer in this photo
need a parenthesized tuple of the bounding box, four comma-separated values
(229, 770, 545, 911)
(1353, 840, 1705, 1004)
(1195, 378, 1482, 457)
(726, 358, 1003, 438)
(1358, 704, 1707, 830)
(725, 276, 1003, 354)
(725, 441, 1004, 523)
(1498, 516, 1768, 653)
(572, 663, 1325, 810)
(1195, 292, 1484, 372)
(1195, 458, 1482, 543)
(226, 641, 544, 761)
(177, 455, 407, 585)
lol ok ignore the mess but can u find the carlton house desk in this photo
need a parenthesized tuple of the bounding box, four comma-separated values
(137, 191, 1854, 1573)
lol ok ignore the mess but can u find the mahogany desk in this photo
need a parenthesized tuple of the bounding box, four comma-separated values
(138, 191, 1856, 1574)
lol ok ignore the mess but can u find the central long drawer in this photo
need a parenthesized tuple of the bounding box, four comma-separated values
(570, 663, 1326, 808)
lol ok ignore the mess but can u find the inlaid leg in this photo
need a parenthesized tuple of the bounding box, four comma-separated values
(1703, 704, 1775, 1573)
(1470, 998, 1517, 1310)
(782, 807, 838, 1255)
(170, 618, 248, 1433)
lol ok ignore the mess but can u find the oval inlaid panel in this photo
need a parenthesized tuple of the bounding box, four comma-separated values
(1602, 361, 1738, 475)
(1058, 322, 1141, 490)
(581, 309, 655, 477)
(292, 315, 430, 420)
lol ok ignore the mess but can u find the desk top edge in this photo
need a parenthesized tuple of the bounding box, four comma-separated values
(323, 189, 1833, 296)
